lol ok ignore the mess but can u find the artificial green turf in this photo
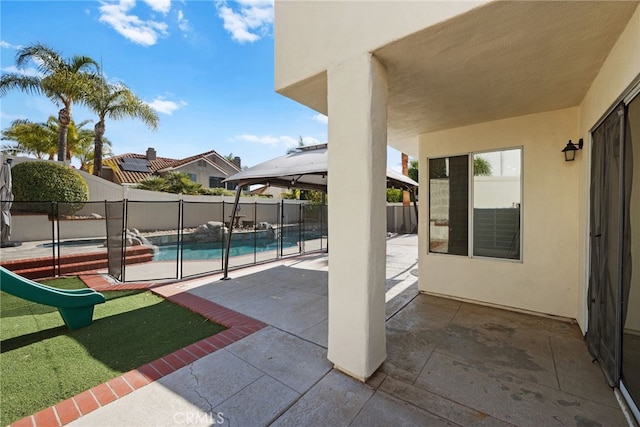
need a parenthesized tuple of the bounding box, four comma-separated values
(0, 277, 226, 425)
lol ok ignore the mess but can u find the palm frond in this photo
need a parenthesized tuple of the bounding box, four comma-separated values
(15, 43, 63, 73)
(0, 74, 42, 97)
(85, 78, 159, 129)
(70, 55, 99, 73)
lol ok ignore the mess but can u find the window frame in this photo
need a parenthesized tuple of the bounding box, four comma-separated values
(427, 146, 524, 262)
(209, 176, 224, 188)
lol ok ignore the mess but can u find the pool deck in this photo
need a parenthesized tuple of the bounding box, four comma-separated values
(0, 239, 108, 263)
(6, 234, 637, 427)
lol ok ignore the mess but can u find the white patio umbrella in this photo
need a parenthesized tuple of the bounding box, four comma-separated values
(0, 159, 14, 246)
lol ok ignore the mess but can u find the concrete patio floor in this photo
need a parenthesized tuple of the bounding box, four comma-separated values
(67, 234, 630, 426)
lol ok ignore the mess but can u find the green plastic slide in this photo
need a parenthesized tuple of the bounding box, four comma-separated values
(0, 267, 105, 329)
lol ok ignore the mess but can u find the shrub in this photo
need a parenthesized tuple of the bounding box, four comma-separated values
(164, 172, 204, 195)
(11, 161, 88, 215)
(386, 188, 403, 203)
(474, 156, 492, 176)
(136, 176, 169, 192)
(281, 189, 299, 200)
(203, 187, 236, 197)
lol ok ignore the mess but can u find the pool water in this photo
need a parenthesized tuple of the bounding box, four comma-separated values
(153, 238, 298, 261)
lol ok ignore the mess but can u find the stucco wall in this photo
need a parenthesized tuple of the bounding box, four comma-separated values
(79, 169, 126, 201)
(579, 6, 640, 133)
(9, 199, 299, 241)
(171, 155, 239, 189)
(173, 163, 227, 188)
(419, 108, 580, 319)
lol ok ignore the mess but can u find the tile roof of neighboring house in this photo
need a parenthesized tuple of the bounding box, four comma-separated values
(158, 153, 230, 175)
(103, 153, 177, 184)
(158, 149, 241, 172)
(103, 149, 241, 185)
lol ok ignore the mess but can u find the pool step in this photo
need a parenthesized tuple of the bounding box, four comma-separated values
(1, 246, 154, 280)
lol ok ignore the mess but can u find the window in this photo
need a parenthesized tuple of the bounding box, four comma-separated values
(209, 176, 224, 188)
(429, 155, 469, 255)
(187, 173, 197, 182)
(429, 148, 522, 260)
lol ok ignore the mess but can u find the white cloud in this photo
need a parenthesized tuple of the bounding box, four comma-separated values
(99, 0, 169, 46)
(147, 97, 187, 115)
(0, 111, 27, 123)
(0, 41, 21, 50)
(2, 65, 41, 77)
(312, 113, 328, 125)
(177, 9, 190, 32)
(234, 134, 297, 148)
(216, 0, 273, 44)
(234, 134, 321, 149)
(143, 0, 171, 14)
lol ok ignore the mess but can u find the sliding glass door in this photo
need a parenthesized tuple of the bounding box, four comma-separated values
(621, 93, 639, 418)
(587, 103, 624, 387)
(587, 92, 639, 420)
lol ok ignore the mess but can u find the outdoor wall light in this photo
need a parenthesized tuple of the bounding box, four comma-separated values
(562, 138, 583, 161)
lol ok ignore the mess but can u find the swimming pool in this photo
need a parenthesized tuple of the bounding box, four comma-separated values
(153, 238, 298, 261)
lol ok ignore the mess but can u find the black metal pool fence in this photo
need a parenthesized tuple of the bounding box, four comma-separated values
(6, 199, 328, 282)
(4, 200, 416, 282)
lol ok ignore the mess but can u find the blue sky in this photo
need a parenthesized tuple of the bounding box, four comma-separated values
(0, 0, 405, 170)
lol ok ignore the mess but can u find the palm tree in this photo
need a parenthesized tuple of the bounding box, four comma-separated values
(1, 118, 57, 159)
(67, 120, 112, 172)
(286, 136, 306, 154)
(84, 77, 159, 177)
(136, 176, 169, 192)
(0, 43, 99, 162)
(408, 159, 418, 182)
(164, 172, 204, 195)
(64, 118, 92, 162)
(473, 156, 492, 176)
(2, 116, 92, 159)
(1, 116, 111, 170)
(136, 172, 204, 195)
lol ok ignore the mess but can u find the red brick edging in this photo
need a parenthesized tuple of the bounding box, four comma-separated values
(10, 274, 267, 427)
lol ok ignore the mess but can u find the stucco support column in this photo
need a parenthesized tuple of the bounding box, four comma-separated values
(327, 53, 387, 381)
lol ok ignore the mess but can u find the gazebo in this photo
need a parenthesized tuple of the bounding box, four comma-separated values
(221, 143, 418, 278)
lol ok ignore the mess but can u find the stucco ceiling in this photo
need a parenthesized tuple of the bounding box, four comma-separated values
(278, 1, 638, 158)
(376, 0, 638, 156)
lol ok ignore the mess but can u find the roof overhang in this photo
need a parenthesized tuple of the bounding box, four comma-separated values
(276, 1, 638, 157)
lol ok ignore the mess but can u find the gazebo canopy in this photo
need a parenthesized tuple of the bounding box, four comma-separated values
(223, 143, 418, 192)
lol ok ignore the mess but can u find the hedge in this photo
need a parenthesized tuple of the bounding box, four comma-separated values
(11, 161, 88, 215)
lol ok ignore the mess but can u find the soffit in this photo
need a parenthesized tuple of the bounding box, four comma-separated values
(277, 1, 637, 158)
(376, 0, 638, 155)
(277, 71, 328, 115)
